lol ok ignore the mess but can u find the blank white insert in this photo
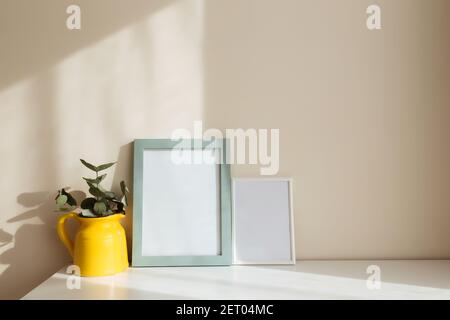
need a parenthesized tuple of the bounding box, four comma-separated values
(233, 180, 293, 264)
(141, 149, 220, 257)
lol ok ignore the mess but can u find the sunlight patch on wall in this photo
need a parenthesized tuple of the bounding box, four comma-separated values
(53, 0, 205, 165)
(0, 0, 205, 198)
(0, 0, 205, 280)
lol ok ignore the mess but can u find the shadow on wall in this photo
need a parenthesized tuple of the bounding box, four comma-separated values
(0, 191, 85, 300)
(0, 0, 174, 299)
(0, 142, 135, 300)
(0, 0, 173, 90)
(111, 142, 135, 256)
(0, 230, 13, 249)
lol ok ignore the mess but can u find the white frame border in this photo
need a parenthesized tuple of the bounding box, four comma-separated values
(232, 177, 296, 265)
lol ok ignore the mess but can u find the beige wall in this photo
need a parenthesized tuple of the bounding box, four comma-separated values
(0, 0, 449, 299)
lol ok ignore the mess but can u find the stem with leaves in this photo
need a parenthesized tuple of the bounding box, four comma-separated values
(55, 159, 130, 217)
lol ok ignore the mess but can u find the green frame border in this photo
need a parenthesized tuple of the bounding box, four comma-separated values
(132, 139, 232, 266)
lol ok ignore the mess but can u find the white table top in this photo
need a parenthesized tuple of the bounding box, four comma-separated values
(23, 260, 450, 300)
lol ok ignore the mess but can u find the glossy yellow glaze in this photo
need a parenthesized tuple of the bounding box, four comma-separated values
(57, 212, 129, 276)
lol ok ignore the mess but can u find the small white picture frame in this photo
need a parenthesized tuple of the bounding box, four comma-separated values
(232, 178, 296, 265)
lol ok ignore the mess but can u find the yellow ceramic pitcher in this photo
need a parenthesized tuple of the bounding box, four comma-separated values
(57, 212, 129, 276)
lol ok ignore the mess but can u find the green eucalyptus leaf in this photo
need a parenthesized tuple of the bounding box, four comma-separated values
(100, 198, 111, 208)
(83, 174, 107, 184)
(104, 191, 116, 200)
(120, 181, 129, 207)
(86, 181, 107, 193)
(80, 209, 96, 217)
(120, 181, 129, 194)
(56, 194, 68, 206)
(97, 162, 115, 172)
(80, 159, 98, 172)
(83, 177, 96, 184)
(86, 181, 96, 189)
(93, 201, 107, 215)
(80, 197, 96, 210)
(66, 194, 77, 206)
(120, 195, 127, 208)
(61, 188, 77, 206)
(89, 186, 106, 198)
(85, 181, 94, 190)
(113, 200, 124, 213)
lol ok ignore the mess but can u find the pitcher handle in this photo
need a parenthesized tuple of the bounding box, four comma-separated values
(57, 212, 77, 258)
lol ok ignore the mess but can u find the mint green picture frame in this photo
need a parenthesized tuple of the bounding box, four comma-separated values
(132, 139, 232, 267)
